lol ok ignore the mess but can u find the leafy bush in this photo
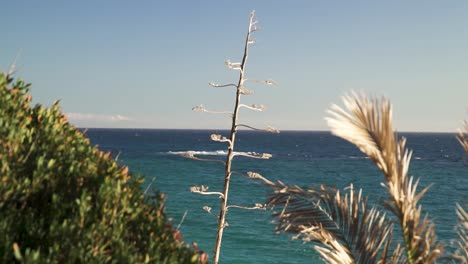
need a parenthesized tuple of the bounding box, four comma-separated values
(0, 73, 206, 263)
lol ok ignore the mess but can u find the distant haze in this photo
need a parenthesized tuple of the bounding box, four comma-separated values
(2, 1, 467, 132)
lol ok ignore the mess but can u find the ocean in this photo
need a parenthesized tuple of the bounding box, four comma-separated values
(85, 129, 467, 263)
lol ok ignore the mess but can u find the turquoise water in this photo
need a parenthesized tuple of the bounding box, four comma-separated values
(86, 129, 467, 263)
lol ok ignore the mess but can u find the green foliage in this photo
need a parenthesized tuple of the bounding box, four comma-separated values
(0, 73, 206, 263)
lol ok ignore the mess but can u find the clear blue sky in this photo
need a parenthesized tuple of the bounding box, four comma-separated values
(2, 1, 467, 131)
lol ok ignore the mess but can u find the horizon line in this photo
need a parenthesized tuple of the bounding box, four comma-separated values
(76, 127, 458, 134)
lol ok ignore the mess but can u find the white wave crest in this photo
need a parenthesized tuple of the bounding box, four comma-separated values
(167, 150, 259, 156)
(347, 156, 370, 159)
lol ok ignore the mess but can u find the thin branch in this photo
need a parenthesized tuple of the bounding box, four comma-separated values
(203, 206, 212, 214)
(143, 176, 156, 195)
(246, 171, 275, 186)
(211, 134, 232, 146)
(233, 152, 272, 159)
(192, 104, 232, 115)
(227, 203, 266, 210)
(239, 88, 254, 95)
(176, 210, 188, 230)
(250, 25, 261, 33)
(209, 82, 238, 88)
(245, 79, 278, 86)
(237, 124, 280, 133)
(190, 185, 224, 199)
(115, 151, 122, 161)
(181, 153, 226, 165)
(7, 49, 22, 77)
(239, 104, 265, 111)
(228, 170, 275, 186)
(225, 59, 242, 70)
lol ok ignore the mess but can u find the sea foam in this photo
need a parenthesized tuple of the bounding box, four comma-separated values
(167, 150, 259, 156)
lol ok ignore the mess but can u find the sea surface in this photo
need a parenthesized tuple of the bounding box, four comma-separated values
(85, 129, 467, 263)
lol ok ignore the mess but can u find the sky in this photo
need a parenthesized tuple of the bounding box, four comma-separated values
(2, 1, 467, 132)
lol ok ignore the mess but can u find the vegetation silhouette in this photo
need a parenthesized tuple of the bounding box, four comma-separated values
(0, 73, 206, 263)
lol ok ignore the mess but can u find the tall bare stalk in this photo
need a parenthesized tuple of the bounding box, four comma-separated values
(211, 12, 255, 263)
(187, 11, 277, 264)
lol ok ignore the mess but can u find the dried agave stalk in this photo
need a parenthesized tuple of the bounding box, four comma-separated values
(267, 183, 393, 264)
(326, 92, 443, 263)
(186, 11, 278, 264)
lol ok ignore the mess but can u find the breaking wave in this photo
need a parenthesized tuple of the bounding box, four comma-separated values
(167, 150, 259, 156)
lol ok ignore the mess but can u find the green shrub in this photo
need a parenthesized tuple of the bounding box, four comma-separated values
(0, 73, 206, 263)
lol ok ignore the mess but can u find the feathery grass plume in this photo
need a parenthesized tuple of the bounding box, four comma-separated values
(450, 122, 468, 262)
(457, 121, 468, 156)
(267, 183, 393, 264)
(326, 92, 443, 263)
(185, 11, 278, 264)
(450, 203, 468, 263)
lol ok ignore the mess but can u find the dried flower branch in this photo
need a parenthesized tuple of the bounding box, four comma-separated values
(250, 25, 261, 33)
(233, 152, 272, 159)
(228, 170, 275, 186)
(192, 104, 232, 115)
(245, 79, 278, 86)
(246, 171, 275, 186)
(239, 103, 265, 111)
(237, 124, 279, 133)
(210, 134, 232, 146)
(203, 206, 212, 214)
(225, 59, 242, 71)
(208, 82, 238, 88)
(181, 152, 226, 165)
(191, 185, 209, 192)
(227, 203, 266, 210)
(239, 88, 254, 95)
(190, 185, 224, 199)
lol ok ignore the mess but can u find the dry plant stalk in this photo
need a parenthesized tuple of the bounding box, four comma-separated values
(186, 11, 277, 264)
(326, 93, 443, 263)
